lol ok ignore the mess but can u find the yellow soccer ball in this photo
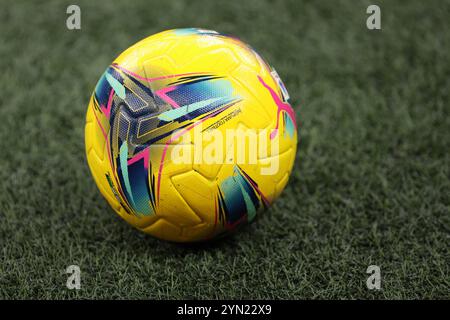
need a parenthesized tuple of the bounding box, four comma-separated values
(85, 28, 297, 242)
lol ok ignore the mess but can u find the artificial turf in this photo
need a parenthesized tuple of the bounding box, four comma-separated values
(0, 0, 448, 299)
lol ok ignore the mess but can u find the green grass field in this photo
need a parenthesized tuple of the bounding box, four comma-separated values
(0, 0, 448, 299)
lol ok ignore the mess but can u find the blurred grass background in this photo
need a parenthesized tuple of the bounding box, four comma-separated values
(0, 0, 448, 299)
